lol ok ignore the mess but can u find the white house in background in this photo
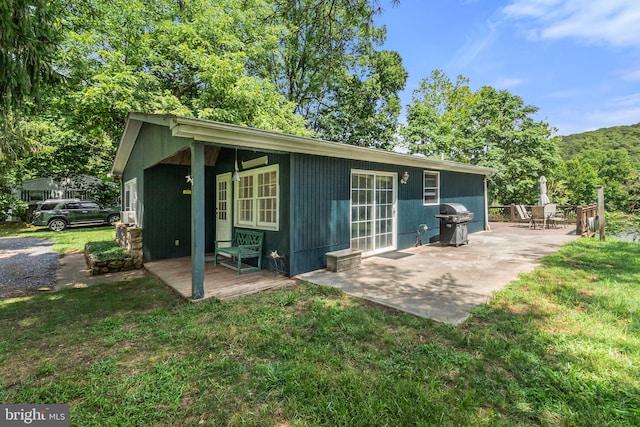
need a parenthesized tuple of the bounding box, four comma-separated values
(13, 175, 103, 203)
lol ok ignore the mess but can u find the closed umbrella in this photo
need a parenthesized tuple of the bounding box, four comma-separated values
(538, 175, 550, 205)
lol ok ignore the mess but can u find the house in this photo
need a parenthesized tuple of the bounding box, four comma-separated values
(14, 175, 103, 203)
(8, 174, 105, 222)
(111, 113, 496, 299)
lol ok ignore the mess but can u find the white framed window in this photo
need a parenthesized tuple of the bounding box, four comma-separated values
(234, 164, 279, 231)
(423, 171, 440, 206)
(123, 178, 138, 224)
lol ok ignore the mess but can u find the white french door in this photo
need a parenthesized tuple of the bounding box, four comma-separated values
(216, 173, 232, 249)
(350, 170, 397, 255)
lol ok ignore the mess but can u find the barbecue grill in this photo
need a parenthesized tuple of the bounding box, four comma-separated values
(435, 202, 474, 246)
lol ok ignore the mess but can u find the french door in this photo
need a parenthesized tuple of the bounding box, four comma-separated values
(350, 170, 397, 255)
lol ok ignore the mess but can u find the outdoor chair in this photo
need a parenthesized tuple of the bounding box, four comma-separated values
(530, 206, 547, 229)
(515, 204, 533, 228)
(545, 204, 568, 228)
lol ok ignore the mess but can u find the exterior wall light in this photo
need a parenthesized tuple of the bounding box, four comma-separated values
(400, 171, 409, 184)
(232, 148, 241, 182)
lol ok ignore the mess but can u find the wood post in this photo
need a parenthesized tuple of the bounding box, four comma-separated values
(191, 141, 205, 300)
(597, 186, 605, 241)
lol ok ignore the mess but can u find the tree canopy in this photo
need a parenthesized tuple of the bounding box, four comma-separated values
(403, 70, 560, 205)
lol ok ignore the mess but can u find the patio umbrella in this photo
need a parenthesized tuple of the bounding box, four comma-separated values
(538, 175, 550, 205)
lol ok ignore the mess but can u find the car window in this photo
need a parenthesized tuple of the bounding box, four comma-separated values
(63, 203, 81, 209)
(81, 202, 100, 209)
(38, 202, 58, 210)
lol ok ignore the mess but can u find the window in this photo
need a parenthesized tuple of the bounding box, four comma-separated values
(423, 171, 440, 205)
(234, 165, 279, 231)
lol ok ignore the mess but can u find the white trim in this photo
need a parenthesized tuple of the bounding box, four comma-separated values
(124, 178, 138, 225)
(423, 171, 440, 206)
(233, 164, 279, 231)
(112, 113, 498, 178)
(350, 169, 398, 256)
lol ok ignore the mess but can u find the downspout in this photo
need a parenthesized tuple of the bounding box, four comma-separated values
(484, 176, 491, 231)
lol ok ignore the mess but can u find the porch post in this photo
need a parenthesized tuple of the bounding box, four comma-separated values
(191, 141, 205, 299)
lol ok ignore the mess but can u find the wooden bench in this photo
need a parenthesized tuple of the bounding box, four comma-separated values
(326, 248, 362, 272)
(214, 229, 264, 274)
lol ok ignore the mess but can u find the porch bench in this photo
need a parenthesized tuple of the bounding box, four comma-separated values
(326, 248, 362, 272)
(214, 229, 264, 274)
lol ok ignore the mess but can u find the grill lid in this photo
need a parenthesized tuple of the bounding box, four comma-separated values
(436, 203, 474, 223)
(440, 202, 470, 215)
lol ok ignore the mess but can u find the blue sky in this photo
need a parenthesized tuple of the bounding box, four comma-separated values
(375, 0, 640, 136)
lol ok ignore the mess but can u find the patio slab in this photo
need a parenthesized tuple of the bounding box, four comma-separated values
(298, 222, 578, 324)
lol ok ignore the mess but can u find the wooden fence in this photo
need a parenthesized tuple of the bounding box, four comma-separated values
(575, 203, 597, 237)
(488, 203, 601, 234)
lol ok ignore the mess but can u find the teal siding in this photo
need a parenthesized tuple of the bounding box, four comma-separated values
(289, 155, 488, 275)
(121, 123, 193, 229)
(142, 164, 217, 261)
(213, 148, 291, 272)
(121, 123, 487, 273)
(440, 171, 486, 233)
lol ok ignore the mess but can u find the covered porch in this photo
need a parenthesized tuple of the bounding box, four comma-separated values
(145, 257, 296, 302)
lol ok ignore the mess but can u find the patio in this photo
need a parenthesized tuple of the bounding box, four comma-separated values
(144, 257, 296, 302)
(299, 222, 578, 324)
(143, 222, 577, 321)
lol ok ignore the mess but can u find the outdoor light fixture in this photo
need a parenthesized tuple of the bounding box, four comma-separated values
(232, 148, 241, 182)
(400, 171, 409, 184)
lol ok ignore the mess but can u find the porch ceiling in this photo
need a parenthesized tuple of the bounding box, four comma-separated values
(160, 145, 221, 167)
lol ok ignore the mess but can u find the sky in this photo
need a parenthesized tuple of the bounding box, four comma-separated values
(375, 0, 640, 136)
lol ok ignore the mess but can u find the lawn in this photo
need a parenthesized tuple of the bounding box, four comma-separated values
(1, 238, 639, 426)
(0, 222, 115, 252)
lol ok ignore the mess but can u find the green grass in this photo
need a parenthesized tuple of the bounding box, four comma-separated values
(1, 238, 639, 426)
(0, 222, 114, 252)
(85, 241, 129, 261)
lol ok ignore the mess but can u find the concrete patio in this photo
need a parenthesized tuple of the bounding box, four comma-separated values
(298, 222, 578, 324)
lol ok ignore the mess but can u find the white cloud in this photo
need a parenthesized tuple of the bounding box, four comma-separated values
(619, 66, 640, 81)
(543, 89, 582, 99)
(555, 94, 640, 134)
(449, 20, 498, 69)
(503, 0, 640, 47)
(491, 77, 525, 89)
(605, 92, 640, 108)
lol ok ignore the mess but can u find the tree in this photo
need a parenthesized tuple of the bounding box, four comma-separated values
(14, 0, 309, 183)
(315, 50, 407, 149)
(402, 70, 475, 159)
(0, 0, 62, 113)
(574, 149, 634, 211)
(1, 0, 64, 167)
(260, 0, 406, 146)
(403, 71, 560, 204)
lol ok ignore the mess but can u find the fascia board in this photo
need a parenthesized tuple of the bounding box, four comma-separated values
(111, 118, 143, 178)
(172, 117, 497, 176)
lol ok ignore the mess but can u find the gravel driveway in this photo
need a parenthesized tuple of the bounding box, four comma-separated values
(0, 237, 59, 298)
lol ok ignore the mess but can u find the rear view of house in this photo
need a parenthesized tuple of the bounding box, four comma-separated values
(112, 113, 495, 299)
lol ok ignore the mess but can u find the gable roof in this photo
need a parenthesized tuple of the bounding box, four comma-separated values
(111, 113, 497, 178)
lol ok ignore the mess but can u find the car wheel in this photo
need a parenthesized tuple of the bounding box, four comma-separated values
(48, 218, 67, 232)
(107, 214, 120, 225)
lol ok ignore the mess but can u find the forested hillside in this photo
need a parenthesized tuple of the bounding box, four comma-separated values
(559, 123, 640, 163)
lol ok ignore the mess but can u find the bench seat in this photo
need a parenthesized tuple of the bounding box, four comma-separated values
(214, 229, 264, 274)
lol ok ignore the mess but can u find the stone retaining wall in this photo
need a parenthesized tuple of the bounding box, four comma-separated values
(85, 250, 137, 275)
(115, 223, 143, 268)
(84, 224, 144, 275)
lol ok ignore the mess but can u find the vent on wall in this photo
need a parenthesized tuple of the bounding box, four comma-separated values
(241, 156, 268, 170)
